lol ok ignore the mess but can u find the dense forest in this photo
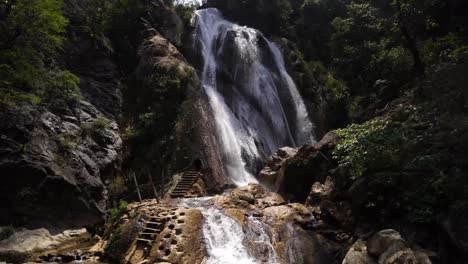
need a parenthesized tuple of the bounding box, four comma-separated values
(0, 0, 467, 263)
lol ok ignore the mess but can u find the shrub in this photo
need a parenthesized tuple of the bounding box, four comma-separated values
(80, 115, 111, 137)
(108, 200, 128, 223)
(45, 70, 81, 101)
(56, 133, 77, 152)
(0, 226, 15, 241)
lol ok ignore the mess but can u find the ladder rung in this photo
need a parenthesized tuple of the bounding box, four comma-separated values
(136, 238, 152, 243)
(144, 227, 162, 232)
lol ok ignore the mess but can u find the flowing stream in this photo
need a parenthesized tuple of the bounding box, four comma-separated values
(193, 8, 315, 186)
(179, 198, 257, 264)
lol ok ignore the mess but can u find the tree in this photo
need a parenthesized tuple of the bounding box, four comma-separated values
(0, 0, 78, 102)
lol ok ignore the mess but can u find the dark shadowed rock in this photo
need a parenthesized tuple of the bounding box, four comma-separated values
(0, 101, 121, 228)
(275, 131, 338, 201)
(258, 147, 298, 189)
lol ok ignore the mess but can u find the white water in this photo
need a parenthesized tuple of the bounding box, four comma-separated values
(179, 198, 258, 264)
(203, 208, 257, 264)
(245, 216, 280, 264)
(174, 0, 203, 5)
(193, 8, 315, 186)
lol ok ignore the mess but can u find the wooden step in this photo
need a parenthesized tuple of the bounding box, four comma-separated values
(174, 186, 191, 189)
(144, 227, 162, 232)
(176, 183, 195, 187)
(136, 238, 152, 243)
(144, 221, 162, 225)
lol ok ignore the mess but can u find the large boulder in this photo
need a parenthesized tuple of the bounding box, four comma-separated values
(258, 147, 298, 189)
(272, 131, 338, 201)
(367, 229, 418, 264)
(343, 240, 377, 264)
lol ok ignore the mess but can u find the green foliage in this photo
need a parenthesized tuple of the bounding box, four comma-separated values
(0, 0, 81, 107)
(104, 223, 124, 261)
(0, 88, 42, 108)
(308, 61, 349, 102)
(0, 0, 68, 53)
(57, 133, 77, 152)
(333, 88, 468, 223)
(80, 115, 111, 137)
(47, 71, 80, 100)
(0, 226, 15, 241)
(175, 2, 199, 26)
(108, 200, 128, 224)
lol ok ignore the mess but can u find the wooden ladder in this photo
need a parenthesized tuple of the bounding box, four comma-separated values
(169, 171, 201, 198)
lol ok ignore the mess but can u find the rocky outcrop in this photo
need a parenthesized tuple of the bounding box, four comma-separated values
(0, 227, 98, 264)
(261, 131, 338, 201)
(131, 28, 226, 193)
(258, 147, 297, 189)
(211, 184, 347, 264)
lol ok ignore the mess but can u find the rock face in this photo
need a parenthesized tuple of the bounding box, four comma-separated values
(260, 131, 338, 201)
(0, 0, 123, 228)
(258, 147, 298, 189)
(0, 100, 121, 228)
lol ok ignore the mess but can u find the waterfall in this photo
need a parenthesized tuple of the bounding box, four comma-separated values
(178, 198, 259, 264)
(245, 216, 280, 264)
(202, 208, 256, 264)
(193, 8, 315, 186)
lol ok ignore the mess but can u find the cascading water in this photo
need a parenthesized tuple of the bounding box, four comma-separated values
(202, 208, 257, 264)
(178, 198, 258, 264)
(193, 8, 315, 186)
(245, 216, 280, 264)
(184, 8, 316, 263)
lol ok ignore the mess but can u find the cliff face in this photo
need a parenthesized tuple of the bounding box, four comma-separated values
(0, 1, 123, 228)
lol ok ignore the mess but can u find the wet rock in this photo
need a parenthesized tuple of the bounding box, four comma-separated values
(214, 184, 286, 213)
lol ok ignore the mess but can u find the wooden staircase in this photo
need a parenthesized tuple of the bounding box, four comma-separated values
(169, 171, 201, 198)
